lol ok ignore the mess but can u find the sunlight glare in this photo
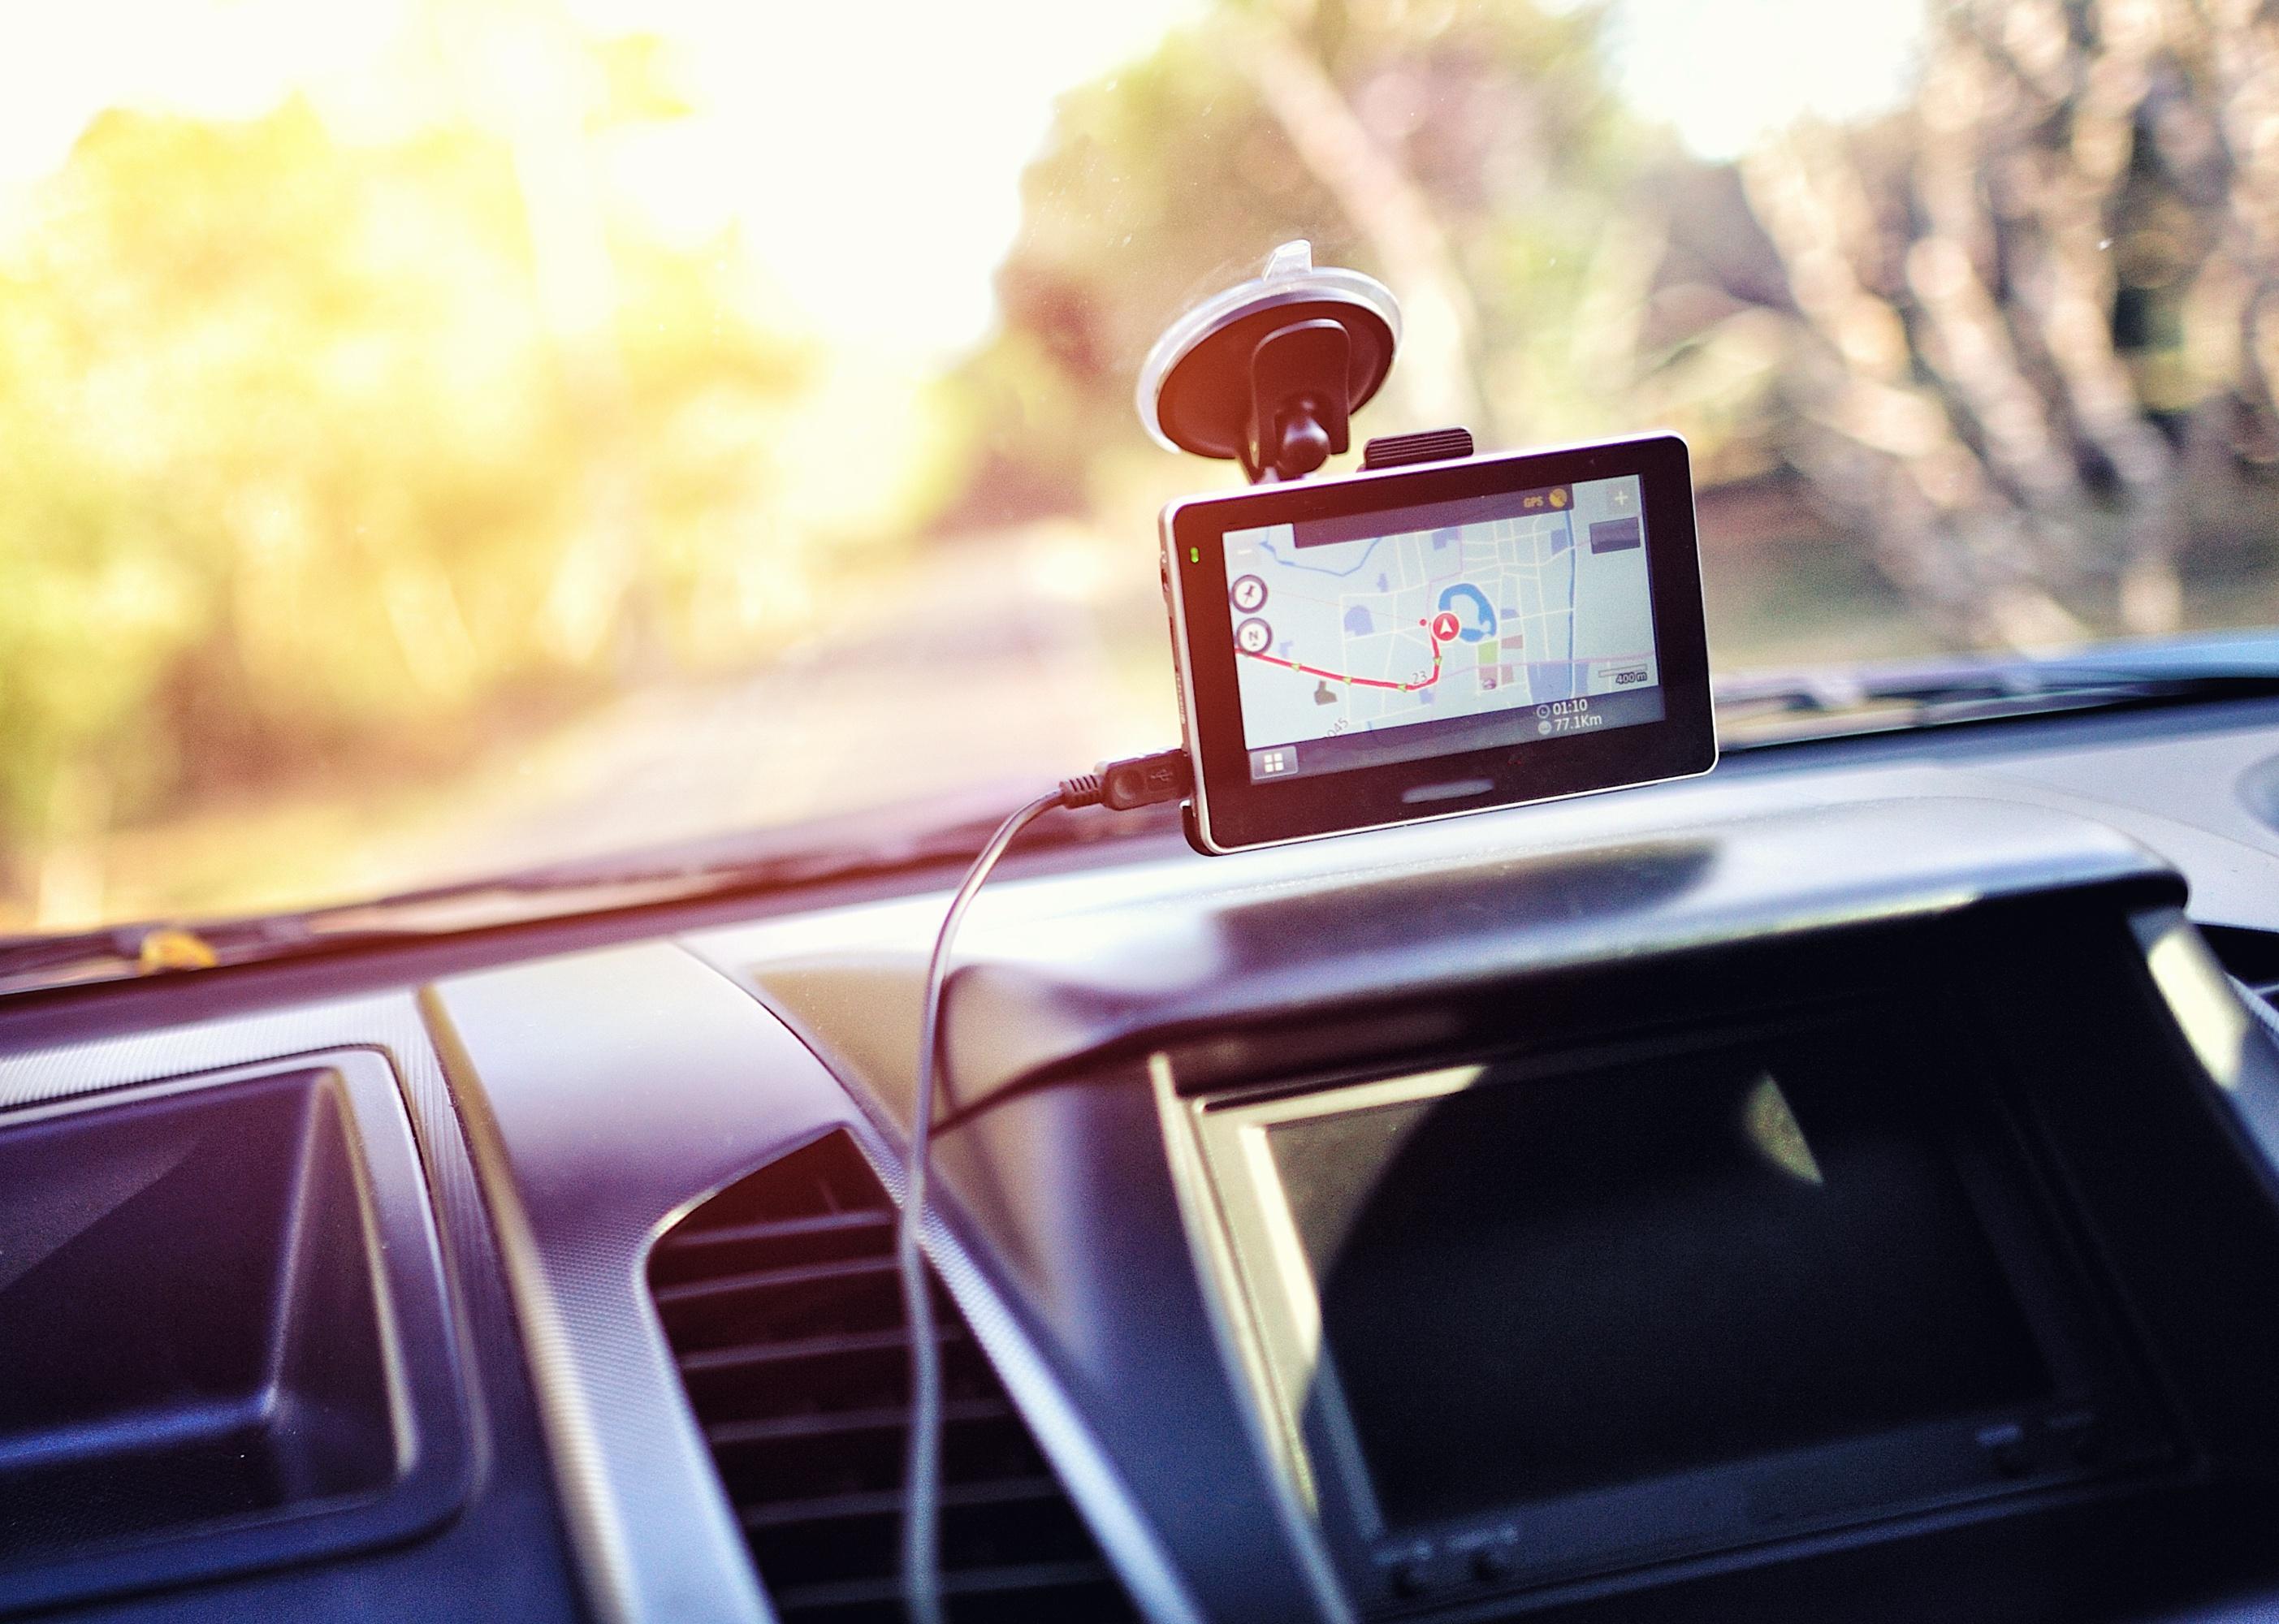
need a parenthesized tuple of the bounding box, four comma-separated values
(1607, 0, 1928, 159)
(567, 0, 1205, 360)
(2, 0, 1201, 361)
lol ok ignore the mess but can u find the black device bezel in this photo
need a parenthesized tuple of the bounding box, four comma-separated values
(1163, 434, 1715, 853)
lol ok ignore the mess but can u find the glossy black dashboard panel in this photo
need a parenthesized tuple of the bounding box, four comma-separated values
(724, 788, 2175, 1123)
(1161, 898, 2279, 1619)
(12, 699, 2279, 1620)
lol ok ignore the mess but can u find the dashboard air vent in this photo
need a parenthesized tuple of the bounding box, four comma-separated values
(648, 1131, 1137, 1623)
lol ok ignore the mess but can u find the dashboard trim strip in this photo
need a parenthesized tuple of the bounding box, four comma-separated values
(420, 987, 666, 1624)
(1153, 1052, 1359, 1624)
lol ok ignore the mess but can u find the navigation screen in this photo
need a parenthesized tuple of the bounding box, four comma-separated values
(1222, 474, 1662, 783)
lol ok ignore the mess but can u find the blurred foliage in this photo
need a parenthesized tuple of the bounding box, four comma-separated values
(1721, 0, 2279, 647)
(967, 0, 2279, 653)
(0, 68, 828, 897)
(23, 0, 2279, 931)
(952, 0, 1652, 525)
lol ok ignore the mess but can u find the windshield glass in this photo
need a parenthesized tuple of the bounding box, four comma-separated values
(7, 0, 2275, 933)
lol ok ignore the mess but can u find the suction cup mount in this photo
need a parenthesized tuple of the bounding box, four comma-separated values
(1138, 241, 1401, 484)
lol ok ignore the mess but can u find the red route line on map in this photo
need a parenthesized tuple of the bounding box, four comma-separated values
(1238, 641, 1659, 692)
(1238, 643, 1444, 691)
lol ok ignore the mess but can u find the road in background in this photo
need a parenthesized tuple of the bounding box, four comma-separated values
(60, 528, 1179, 927)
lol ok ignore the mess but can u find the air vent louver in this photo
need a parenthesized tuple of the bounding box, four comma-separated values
(650, 1132, 1138, 1623)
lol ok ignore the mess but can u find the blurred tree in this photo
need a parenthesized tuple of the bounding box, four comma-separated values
(0, 70, 809, 917)
(951, 0, 1650, 525)
(972, 0, 2279, 654)
(1720, 0, 2279, 646)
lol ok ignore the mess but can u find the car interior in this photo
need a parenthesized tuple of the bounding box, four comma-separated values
(15, 3, 2279, 1622)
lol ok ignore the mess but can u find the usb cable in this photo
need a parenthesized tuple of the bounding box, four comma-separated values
(897, 747, 1191, 1624)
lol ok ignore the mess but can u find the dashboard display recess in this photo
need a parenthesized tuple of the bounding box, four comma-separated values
(1191, 1009, 2168, 1609)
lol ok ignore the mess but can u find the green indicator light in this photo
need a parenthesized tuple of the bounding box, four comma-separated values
(1189, 547, 1200, 564)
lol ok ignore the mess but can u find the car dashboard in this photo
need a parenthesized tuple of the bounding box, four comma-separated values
(15, 700, 2279, 1623)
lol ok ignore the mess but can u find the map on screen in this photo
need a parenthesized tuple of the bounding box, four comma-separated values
(1222, 473, 1662, 781)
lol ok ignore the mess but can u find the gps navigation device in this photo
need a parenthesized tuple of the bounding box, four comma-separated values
(1162, 433, 1715, 853)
